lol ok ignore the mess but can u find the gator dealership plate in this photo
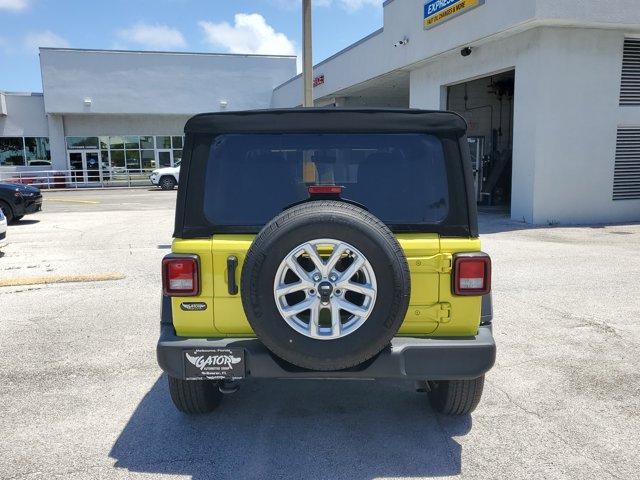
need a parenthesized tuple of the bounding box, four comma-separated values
(183, 348, 245, 380)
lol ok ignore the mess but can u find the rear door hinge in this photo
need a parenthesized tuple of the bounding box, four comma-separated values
(437, 254, 452, 273)
(409, 253, 452, 273)
(437, 302, 451, 323)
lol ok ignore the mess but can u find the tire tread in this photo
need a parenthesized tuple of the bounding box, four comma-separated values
(168, 376, 222, 414)
(428, 376, 485, 416)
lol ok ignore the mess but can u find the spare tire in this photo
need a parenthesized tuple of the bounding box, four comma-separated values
(241, 201, 410, 371)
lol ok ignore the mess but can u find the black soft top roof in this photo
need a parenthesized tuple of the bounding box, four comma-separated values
(184, 108, 467, 135)
(176, 108, 478, 238)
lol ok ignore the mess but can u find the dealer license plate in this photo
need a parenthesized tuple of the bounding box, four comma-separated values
(183, 348, 245, 380)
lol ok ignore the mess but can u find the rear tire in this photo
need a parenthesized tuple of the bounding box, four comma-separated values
(241, 201, 411, 371)
(159, 176, 176, 190)
(0, 201, 13, 223)
(167, 376, 223, 414)
(428, 376, 485, 416)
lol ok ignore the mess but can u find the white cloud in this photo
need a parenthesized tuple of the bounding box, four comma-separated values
(0, 0, 28, 11)
(116, 23, 187, 50)
(24, 31, 70, 53)
(199, 13, 297, 57)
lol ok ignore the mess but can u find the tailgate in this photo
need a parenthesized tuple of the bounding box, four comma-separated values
(171, 234, 482, 337)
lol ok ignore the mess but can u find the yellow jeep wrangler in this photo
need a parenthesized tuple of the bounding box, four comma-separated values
(157, 109, 495, 416)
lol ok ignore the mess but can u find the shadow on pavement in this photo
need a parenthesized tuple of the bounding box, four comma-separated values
(11, 219, 40, 226)
(110, 375, 471, 479)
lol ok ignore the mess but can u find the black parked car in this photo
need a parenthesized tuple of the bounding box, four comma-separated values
(0, 183, 43, 223)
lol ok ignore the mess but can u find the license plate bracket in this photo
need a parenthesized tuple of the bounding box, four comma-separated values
(183, 348, 245, 380)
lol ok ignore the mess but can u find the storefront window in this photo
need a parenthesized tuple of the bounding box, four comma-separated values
(25, 137, 51, 163)
(141, 150, 156, 169)
(0, 137, 25, 166)
(101, 151, 110, 172)
(125, 150, 141, 170)
(125, 136, 140, 150)
(110, 150, 125, 168)
(109, 136, 124, 150)
(66, 137, 99, 149)
(140, 136, 154, 149)
(156, 136, 172, 149)
(63, 134, 183, 172)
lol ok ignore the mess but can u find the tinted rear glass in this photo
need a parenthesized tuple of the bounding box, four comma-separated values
(203, 133, 449, 227)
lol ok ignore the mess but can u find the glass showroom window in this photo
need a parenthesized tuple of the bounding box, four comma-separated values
(1, 137, 51, 167)
(65, 134, 180, 172)
(108, 136, 125, 169)
(125, 136, 141, 171)
(0, 137, 25, 166)
(66, 137, 99, 149)
(155, 135, 184, 166)
(156, 136, 172, 149)
(25, 137, 51, 165)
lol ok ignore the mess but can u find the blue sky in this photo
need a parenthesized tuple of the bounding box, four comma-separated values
(0, 0, 384, 92)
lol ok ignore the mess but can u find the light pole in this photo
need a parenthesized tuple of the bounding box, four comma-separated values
(302, 0, 313, 107)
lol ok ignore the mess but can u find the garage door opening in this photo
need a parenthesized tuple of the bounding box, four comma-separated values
(447, 71, 515, 212)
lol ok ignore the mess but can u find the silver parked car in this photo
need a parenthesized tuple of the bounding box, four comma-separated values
(0, 208, 7, 249)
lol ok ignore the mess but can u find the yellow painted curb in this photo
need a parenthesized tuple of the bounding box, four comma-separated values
(0, 273, 125, 287)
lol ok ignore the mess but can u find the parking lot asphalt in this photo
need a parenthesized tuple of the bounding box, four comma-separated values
(1, 188, 639, 480)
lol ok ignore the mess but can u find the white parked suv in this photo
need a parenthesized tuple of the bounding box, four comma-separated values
(0, 208, 7, 249)
(149, 163, 180, 190)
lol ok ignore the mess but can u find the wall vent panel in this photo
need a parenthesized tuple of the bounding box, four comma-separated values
(614, 128, 640, 200)
(621, 38, 640, 106)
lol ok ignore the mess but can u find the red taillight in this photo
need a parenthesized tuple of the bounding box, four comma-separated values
(162, 255, 199, 296)
(308, 185, 343, 195)
(453, 253, 491, 296)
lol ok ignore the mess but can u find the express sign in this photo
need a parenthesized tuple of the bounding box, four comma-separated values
(423, 0, 484, 30)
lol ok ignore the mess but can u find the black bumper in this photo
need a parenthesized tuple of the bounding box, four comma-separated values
(24, 197, 42, 214)
(157, 323, 496, 381)
(14, 196, 42, 216)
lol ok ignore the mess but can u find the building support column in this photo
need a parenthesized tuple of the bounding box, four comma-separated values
(47, 114, 66, 170)
(302, 0, 313, 107)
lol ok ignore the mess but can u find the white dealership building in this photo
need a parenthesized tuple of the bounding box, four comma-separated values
(2, 0, 640, 224)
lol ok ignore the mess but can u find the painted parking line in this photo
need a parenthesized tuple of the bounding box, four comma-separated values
(0, 273, 125, 287)
(45, 198, 101, 204)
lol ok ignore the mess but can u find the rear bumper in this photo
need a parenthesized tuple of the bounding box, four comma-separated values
(157, 323, 496, 381)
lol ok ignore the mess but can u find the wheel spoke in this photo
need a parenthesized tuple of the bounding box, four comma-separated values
(282, 297, 317, 317)
(275, 281, 311, 298)
(308, 303, 321, 338)
(325, 243, 349, 275)
(336, 281, 376, 298)
(329, 301, 342, 338)
(336, 298, 369, 317)
(285, 255, 312, 283)
(301, 243, 326, 275)
(338, 255, 365, 283)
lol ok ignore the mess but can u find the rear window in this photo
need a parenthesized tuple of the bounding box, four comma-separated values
(203, 133, 449, 227)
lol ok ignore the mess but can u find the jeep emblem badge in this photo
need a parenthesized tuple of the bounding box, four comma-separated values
(180, 302, 207, 312)
(317, 281, 334, 303)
